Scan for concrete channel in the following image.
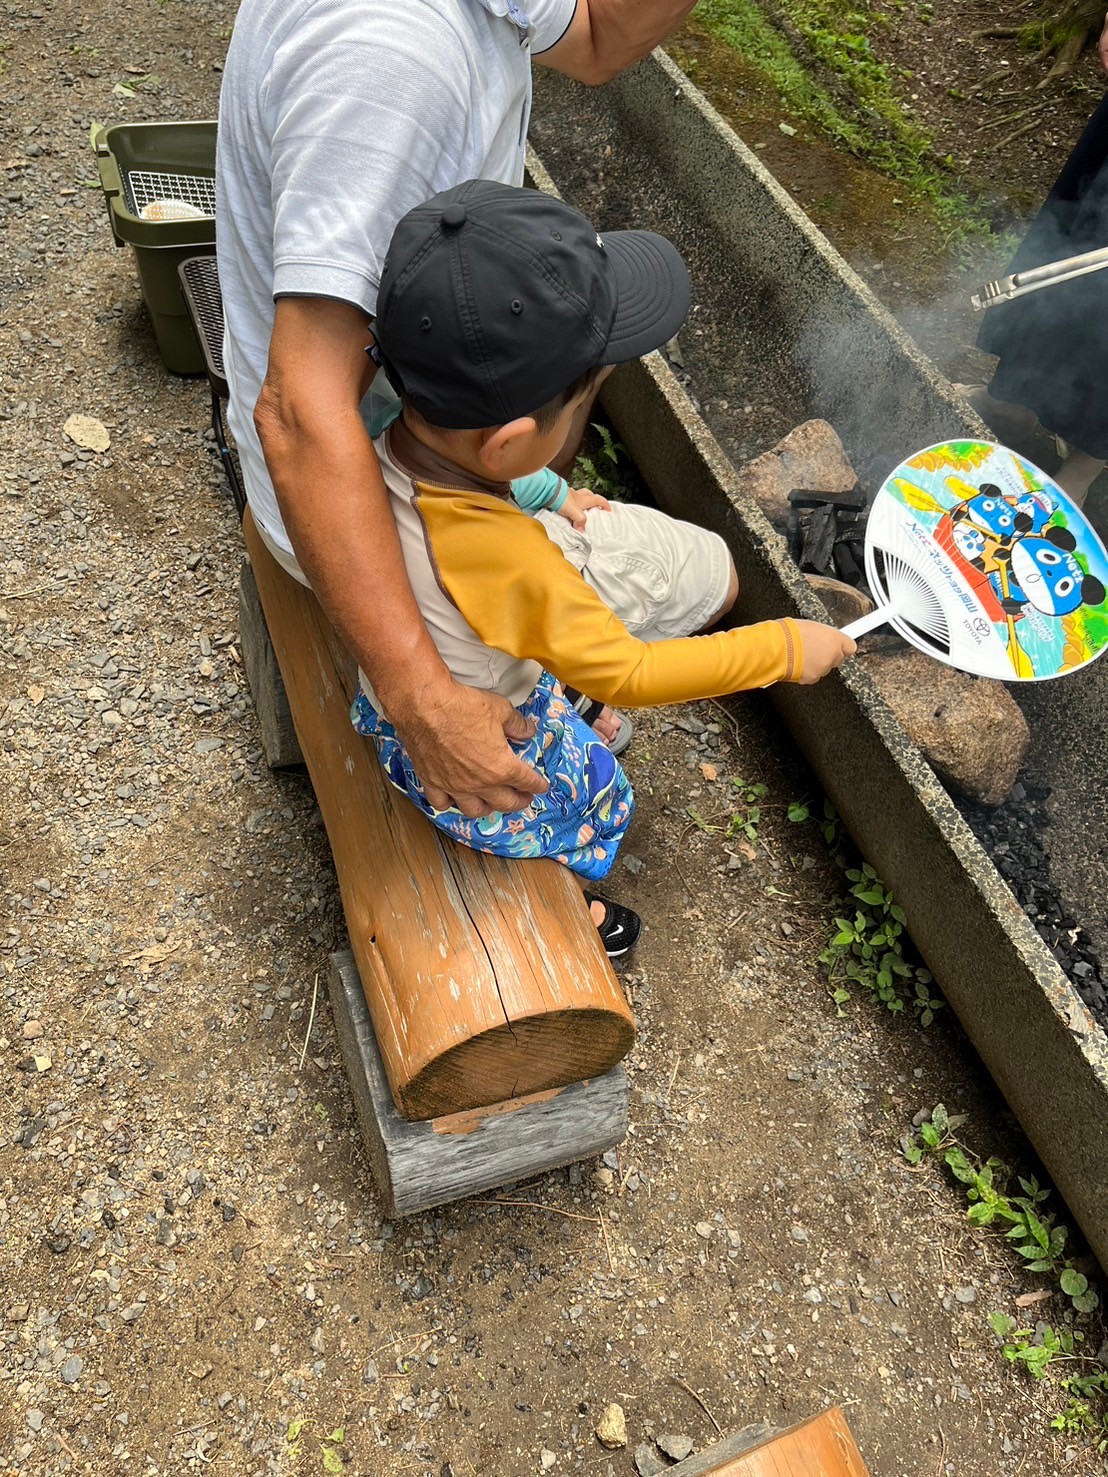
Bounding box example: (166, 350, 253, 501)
(529, 50, 1108, 1266)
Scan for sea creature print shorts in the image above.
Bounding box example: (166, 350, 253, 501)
(351, 671, 634, 882)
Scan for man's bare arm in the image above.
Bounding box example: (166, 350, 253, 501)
(254, 297, 547, 816)
(537, 0, 698, 85)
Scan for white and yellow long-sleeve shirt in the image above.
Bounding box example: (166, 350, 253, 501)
(366, 419, 804, 713)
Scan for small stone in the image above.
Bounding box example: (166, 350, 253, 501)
(657, 1434, 695, 1461)
(802, 1287, 823, 1305)
(954, 1286, 977, 1305)
(694, 1221, 714, 1240)
(309, 1326, 325, 1355)
(7, 1304, 30, 1322)
(63, 413, 110, 453)
(26, 1410, 45, 1432)
(21, 1020, 44, 1040)
(595, 1404, 627, 1449)
(362, 1357, 379, 1385)
(540, 1449, 557, 1471)
(59, 1354, 83, 1385)
(119, 1302, 146, 1323)
(633, 1444, 666, 1477)
(590, 1168, 615, 1190)
(789, 1225, 809, 1242)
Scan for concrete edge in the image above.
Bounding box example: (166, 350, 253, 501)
(527, 68, 1108, 1267)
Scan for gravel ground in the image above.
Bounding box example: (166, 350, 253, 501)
(3, 3, 1108, 1474)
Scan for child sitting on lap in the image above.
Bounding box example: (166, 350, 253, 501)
(353, 180, 856, 955)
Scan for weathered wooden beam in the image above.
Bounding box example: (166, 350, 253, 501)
(328, 950, 628, 1217)
(237, 558, 303, 769)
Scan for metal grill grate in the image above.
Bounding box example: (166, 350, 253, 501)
(124, 168, 216, 218)
(179, 256, 226, 385)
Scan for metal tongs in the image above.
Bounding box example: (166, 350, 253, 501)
(971, 245, 1108, 310)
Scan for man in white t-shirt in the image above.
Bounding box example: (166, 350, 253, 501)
(217, 0, 698, 817)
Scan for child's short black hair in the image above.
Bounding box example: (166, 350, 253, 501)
(528, 365, 607, 435)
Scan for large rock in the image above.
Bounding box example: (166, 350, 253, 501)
(739, 419, 858, 527)
(861, 649, 1030, 807)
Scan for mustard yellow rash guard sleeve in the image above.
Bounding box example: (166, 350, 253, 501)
(416, 486, 804, 705)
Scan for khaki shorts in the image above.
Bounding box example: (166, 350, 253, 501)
(536, 501, 733, 641)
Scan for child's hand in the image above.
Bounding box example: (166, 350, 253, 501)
(793, 621, 857, 684)
(559, 486, 611, 531)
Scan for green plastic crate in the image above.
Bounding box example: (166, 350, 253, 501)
(95, 120, 218, 374)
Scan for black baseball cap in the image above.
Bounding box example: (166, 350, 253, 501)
(373, 179, 690, 429)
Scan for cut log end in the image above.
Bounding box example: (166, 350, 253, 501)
(400, 1007, 636, 1120)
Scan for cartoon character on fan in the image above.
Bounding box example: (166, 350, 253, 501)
(990, 526, 1106, 618)
(931, 479, 1100, 623)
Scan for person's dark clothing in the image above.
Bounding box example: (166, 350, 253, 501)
(979, 95, 1108, 458)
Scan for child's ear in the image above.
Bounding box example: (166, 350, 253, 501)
(479, 417, 538, 475)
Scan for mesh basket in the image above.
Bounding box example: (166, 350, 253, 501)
(94, 120, 218, 374)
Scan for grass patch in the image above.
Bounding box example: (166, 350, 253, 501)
(682, 0, 987, 237)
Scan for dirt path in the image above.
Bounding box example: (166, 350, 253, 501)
(2, 2, 1106, 1474)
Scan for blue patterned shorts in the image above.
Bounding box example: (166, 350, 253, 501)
(351, 672, 634, 881)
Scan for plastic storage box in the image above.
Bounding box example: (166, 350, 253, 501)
(95, 120, 217, 374)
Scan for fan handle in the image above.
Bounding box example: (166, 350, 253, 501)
(841, 608, 890, 640)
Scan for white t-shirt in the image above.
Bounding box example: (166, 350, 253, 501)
(215, 0, 577, 553)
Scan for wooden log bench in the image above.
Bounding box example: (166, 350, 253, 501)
(238, 508, 636, 1211)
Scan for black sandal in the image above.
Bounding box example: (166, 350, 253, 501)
(584, 892, 642, 958)
(565, 687, 634, 757)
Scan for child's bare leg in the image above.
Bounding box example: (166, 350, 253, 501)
(575, 874, 609, 927)
(701, 558, 739, 630)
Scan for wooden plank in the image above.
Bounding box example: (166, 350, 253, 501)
(671, 1409, 870, 1477)
(242, 509, 635, 1119)
(328, 951, 628, 1216)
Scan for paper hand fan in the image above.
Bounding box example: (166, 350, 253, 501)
(841, 441, 1108, 681)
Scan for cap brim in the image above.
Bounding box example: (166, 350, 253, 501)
(598, 230, 690, 365)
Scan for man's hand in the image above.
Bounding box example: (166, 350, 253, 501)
(1099, 11, 1108, 73)
(390, 679, 550, 817)
(792, 621, 857, 685)
(559, 486, 612, 531)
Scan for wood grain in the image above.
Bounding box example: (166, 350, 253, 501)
(673, 1408, 870, 1477)
(243, 511, 635, 1119)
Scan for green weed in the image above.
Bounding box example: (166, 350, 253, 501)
(787, 796, 940, 1020)
(820, 862, 942, 1021)
(903, 1105, 1100, 1309)
(573, 422, 632, 501)
(903, 1106, 1108, 1450)
(286, 1420, 347, 1472)
(728, 776, 767, 844)
(1052, 1373, 1108, 1453)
